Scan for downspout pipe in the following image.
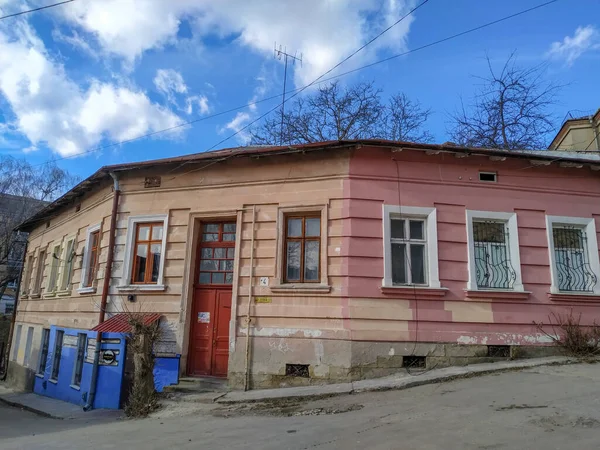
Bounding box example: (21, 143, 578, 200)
(1, 237, 28, 381)
(84, 172, 120, 411)
(243, 205, 256, 391)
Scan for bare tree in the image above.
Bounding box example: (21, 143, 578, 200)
(449, 53, 562, 150)
(250, 81, 432, 145)
(0, 156, 78, 299)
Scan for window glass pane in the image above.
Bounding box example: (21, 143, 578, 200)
(151, 225, 163, 241)
(214, 248, 226, 258)
(225, 272, 233, 284)
(306, 218, 320, 237)
(223, 233, 235, 242)
(199, 272, 211, 284)
(220, 260, 234, 271)
(391, 219, 405, 239)
(202, 233, 219, 242)
(286, 241, 301, 281)
(203, 224, 219, 233)
(224, 223, 236, 232)
(150, 243, 161, 282)
(138, 225, 151, 241)
(200, 259, 218, 271)
(227, 248, 235, 258)
(134, 244, 148, 282)
(201, 248, 213, 258)
(304, 241, 320, 281)
(391, 243, 407, 284)
(409, 221, 424, 240)
(474, 222, 505, 244)
(211, 272, 225, 284)
(410, 244, 426, 284)
(553, 227, 584, 249)
(287, 218, 302, 237)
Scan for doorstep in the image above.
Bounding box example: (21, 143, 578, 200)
(0, 384, 123, 420)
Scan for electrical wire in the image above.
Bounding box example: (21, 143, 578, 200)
(23, 0, 562, 168)
(0, 0, 75, 20)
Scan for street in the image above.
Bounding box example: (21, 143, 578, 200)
(2, 363, 600, 449)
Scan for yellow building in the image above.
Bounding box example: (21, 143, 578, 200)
(549, 109, 600, 151)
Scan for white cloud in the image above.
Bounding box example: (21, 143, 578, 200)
(56, 0, 417, 85)
(154, 69, 188, 103)
(547, 25, 600, 66)
(185, 95, 210, 115)
(221, 112, 252, 144)
(0, 22, 182, 157)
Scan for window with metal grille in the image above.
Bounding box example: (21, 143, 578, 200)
(390, 218, 427, 285)
(37, 328, 50, 374)
(72, 333, 86, 387)
(285, 363, 310, 378)
(284, 216, 321, 283)
(473, 221, 516, 289)
(552, 226, 597, 292)
(51, 330, 64, 381)
(131, 223, 164, 284)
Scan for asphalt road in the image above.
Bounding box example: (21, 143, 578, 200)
(2, 363, 600, 449)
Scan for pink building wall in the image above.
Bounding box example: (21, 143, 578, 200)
(345, 146, 600, 346)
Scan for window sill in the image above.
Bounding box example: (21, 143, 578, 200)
(48, 379, 58, 385)
(35, 373, 44, 379)
(43, 292, 57, 299)
(465, 290, 531, 301)
(29, 293, 41, 299)
(77, 287, 96, 295)
(117, 284, 166, 292)
(548, 292, 600, 302)
(70, 384, 81, 391)
(380, 285, 448, 300)
(270, 284, 331, 294)
(56, 290, 72, 297)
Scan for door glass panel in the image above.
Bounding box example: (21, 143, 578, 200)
(225, 272, 233, 284)
(151, 225, 163, 240)
(287, 218, 302, 237)
(410, 244, 426, 284)
(150, 243, 162, 282)
(227, 248, 235, 258)
(286, 241, 301, 281)
(211, 272, 225, 284)
(200, 259, 218, 271)
(305, 218, 320, 237)
(201, 248, 212, 258)
(220, 260, 234, 271)
(214, 248, 226, 258)
(304, 240, 320, 281)
(202, 233, 219, 242)
(391, 219, 405, 239)
(134, 244, 148, 282)
(224, 223, 236, 232)
(199, 272, 211, 284)
(391, 243, 407, 284)
(409, 221, 424, 240)
(138, 226, 150, 241)
(222, 233, 235, 242)
(203, 224, 219, 233)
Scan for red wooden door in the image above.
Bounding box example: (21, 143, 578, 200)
(188, 222, 235, 377)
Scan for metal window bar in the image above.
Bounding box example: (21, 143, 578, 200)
(72, 333, 86, 386)
(51, 330, 63, 380)
(473, 221, 516, 289)
(37, 329, 50, 374)
(553, 226, 597, 292)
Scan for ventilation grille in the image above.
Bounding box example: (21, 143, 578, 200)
(402, 355, 426, 369)
(479, 172, 497, 182)
(286, 364, 310, 378)
(487, 345, 510, 358)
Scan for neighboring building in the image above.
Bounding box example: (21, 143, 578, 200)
(549, 109, 600, 151)
(0, 293, 15, 316)
(8, 140, 600, 406)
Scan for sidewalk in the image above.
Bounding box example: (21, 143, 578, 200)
(216, 356, 574, 404)
(0, 384, 123, 420)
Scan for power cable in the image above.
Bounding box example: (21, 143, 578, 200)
(23, 0, 562, 168)
(0, 0, 76, 20)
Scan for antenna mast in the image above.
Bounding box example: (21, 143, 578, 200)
(274, 42, 302, 145)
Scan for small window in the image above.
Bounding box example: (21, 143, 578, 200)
(47, 244, 62, 292)
(51, 330, 64, 381)
(4, 303, 14, 315)
(33, 250, 46, 294)
(6, 278, 18, 288)
(390, 218, 427, 285)
(283, 215, 321, 283)
(12, 325, 22, 361)
(83, 231, 100, 288)
(473, 221, 516, 289)
(37, 328, 50, 375)
(59, 238, 76, 291)
(131, 222, 164, 284)
(72, 333, 86, 387)
(479, 172, 497, 182)
(23, 327, 34, 367)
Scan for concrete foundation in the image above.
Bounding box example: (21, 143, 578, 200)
(227, 338, 564, 389)
(5, 361, 35, 392)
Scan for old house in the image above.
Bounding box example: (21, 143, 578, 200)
(549, 108, 600, 151)
(7, 140, 600, 407)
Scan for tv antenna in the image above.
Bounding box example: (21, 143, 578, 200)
(274, 43, 302, 145)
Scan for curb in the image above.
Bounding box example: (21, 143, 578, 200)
(0, 394, 62, 420)
(215, 357, 575, 405)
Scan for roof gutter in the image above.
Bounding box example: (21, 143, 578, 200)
(84, 172, 120, 411)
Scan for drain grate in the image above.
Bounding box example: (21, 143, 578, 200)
(286, 364, 310, 378)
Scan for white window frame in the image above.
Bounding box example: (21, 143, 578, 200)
(78, 224, 101, 294)
(46, 242, 63, 294)
(466, 210, 524, 292)
(58, 235, 76, 292)
(119, 214, 169, 291)
(382, 205, 440, 288)
(546, 215, 600, 295)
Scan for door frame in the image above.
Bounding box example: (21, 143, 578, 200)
(179, 211, 243, 377)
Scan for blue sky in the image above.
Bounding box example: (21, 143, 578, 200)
(0, 0, 598, 181)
